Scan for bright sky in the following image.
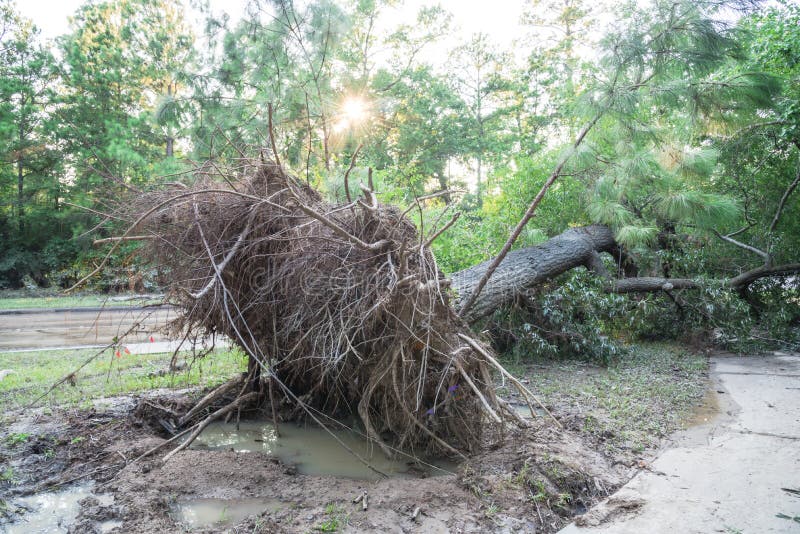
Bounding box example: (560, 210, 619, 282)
(15, 0, 528, 60)
(14, 0, 525, 38)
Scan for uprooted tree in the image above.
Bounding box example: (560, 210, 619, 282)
(82, 151, 796, 463)
(92, 159, 550, 462)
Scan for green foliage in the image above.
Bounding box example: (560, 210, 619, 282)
(0, 467, 17, 483)
(492, 270, 630, 365)
(0, 0, 796, 355)
(4, 432, 29, 446)
(315, 503, 349, 532)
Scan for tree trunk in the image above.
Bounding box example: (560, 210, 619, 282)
(452, 225, 617, 322)
(17, 120, 24, 233)
(451, 224, 800, 323)
(165, 83, 174, 157)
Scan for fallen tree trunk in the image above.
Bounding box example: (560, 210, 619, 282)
(451, 225, 617, 322)
(609, 263, 800, 293)
(452, 225, 800, 321)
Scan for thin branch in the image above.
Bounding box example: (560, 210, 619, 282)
(188, 204, 253, 300)
(725, 222, 756, 238)
(358, 182, 378, 211)
(712, 230, 770, 263)
(25, 316, 152, 409)
(293, 201, 387, 251)
(769, 165, 800, 234)
(93, 235, 156, 245)
(422, 212, 460, 249)
(400, 190, 463, 219)
(343, 142, 363, 203)
(163, 392, 260, 462)
(459, 334, 563, 429)
(454, 359, 502, 423)
(459, 112, 603, 318)
(66, 188, 288, 292)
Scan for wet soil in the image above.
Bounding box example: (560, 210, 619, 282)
(0, 387, 643, 534)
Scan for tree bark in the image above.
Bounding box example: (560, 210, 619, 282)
(165, 83, 174, 158)
(452, 224, 617, 322)
(17, 116, 25, 232)
(608, 263, 800, 294)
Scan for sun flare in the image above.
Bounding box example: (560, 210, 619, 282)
(334, 96, 371, 132)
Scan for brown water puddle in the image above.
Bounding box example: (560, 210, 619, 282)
(4, 482, 115, 534)
(171, 497, 284, 529)
(191, 421, 458, 481)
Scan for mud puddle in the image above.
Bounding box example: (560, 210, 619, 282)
(4, 482, 114, 534)
(171, 497, 284, 529)
(191, 421, 458, 480)
(513, 403, 545, 418)
(686, 383, 720, 427)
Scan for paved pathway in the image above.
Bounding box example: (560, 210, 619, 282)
(559, 353, 800, 534)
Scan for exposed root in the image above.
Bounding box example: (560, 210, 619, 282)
(97, 156, 555, 457)
(460, 333, 563, 429)
(177, 374, 245, 426)
(163, 392, 260, 462)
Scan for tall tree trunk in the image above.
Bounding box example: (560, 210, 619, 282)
(437, 173, 452, 204)
(165, 83, 174, 157)
(17, 121, 24, 233)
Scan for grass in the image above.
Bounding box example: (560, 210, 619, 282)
(508, 343, 709, 454)
(0, 290, 162, 311)
(314, 503, 349, 532)
(0, 331, 706, 461)
(4, 433, 30, 446)
(0, 467, 17, 483)
(0, 345, 248, 413)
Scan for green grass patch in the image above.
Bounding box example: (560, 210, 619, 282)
(4, 433, 30, 446)
(510, 343, 709, 454)
(0, 291, 162, 310)
(0, 346, 247, 413)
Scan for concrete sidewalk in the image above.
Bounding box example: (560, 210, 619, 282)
(559, 353, 800, 534)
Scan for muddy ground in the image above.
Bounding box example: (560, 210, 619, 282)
(0, 353, 706, 534)
(0, 402, 644, 533)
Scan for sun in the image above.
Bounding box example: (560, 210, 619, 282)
(334, 96, 371, 132)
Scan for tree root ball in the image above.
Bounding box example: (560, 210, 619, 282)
(125, 159, 516, 456)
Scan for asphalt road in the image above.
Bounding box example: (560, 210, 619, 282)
(0, 306, 175, 352)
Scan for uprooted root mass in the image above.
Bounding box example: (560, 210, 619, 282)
(121, 159, 536, 456)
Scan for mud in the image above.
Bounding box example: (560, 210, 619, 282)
(4, 482, 108, 533)
(0, 390, 638, 533)
(171, 497, 283, 529)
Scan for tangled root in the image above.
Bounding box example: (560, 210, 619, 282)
(112, 159, 537, 457)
